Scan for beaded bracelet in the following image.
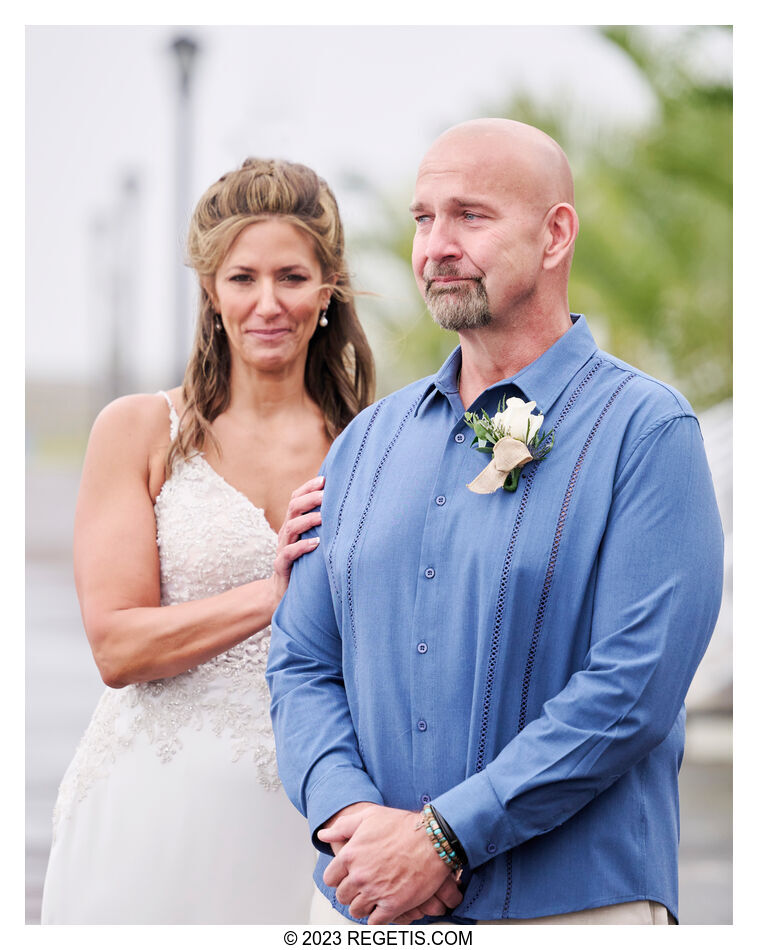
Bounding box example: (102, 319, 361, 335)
(429, 805, 468, 866)
(418, 804, 464, 873)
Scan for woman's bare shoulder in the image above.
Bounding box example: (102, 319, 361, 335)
(88, 391, 178, 453)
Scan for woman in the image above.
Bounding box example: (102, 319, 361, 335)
(41, 158, 375, 923)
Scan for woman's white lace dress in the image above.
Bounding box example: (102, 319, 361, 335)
(41, 394, 316, 923)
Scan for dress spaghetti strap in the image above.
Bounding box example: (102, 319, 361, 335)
(157, 390, 180, 441)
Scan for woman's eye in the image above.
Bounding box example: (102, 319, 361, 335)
(227, 272, 310, 284)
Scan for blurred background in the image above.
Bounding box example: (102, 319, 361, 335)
(26, 24, 732, 924)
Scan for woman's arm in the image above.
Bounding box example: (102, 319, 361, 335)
(74, 394, 323, 688)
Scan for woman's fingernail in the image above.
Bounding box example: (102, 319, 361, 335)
(309, 536, 320, 546)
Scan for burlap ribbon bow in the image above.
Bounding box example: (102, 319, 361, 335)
(466, 437, 534, 494)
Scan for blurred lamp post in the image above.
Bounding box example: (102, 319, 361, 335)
(170, 35, 200, 385)
(90, 173, 140, 412)
(110, 174, 140, 402)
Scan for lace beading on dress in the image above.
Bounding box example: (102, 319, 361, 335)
(52, 394, 281, 835)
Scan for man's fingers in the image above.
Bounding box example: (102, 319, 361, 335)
(435, 876, 463, 909)
(367, 901, 402, 926)
(350, 871, 458, 924)
(391, 896, 448, 923)
(321, 854, 348, 888)
(348, 893, 377, 920)
(416, 896, 448, 917)
(318, 811, 365, 843)
(318, 801, 378, 856)
(335, 879, 361, 907)
(393, 907, 425, 924)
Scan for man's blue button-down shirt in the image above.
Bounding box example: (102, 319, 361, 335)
(267, 315, 723, 922)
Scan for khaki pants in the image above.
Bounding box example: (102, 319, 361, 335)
(310, 886, 674, 925)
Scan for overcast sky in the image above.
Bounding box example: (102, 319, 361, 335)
(25, 23, 732, 388)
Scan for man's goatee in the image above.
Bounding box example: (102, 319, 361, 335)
(423, 269, 492, 330)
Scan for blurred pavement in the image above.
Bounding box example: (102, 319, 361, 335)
(25, 461, 732, 925)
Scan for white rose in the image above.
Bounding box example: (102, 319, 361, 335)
(492, 397, 543, 444)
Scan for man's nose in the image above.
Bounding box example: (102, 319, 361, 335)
(424, 218, 462, 262)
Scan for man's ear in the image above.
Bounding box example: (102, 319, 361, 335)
(543, 203, 579, 271)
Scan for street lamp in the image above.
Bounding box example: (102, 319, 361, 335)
(172, 36, 199, 95)
(169, 34, 200, 385)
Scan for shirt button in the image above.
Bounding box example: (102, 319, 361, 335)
(435, 495, 446, 506)
(418, 720, 427, 732)
(421, 794, 431, 805)
(417, 641, 428, 654)
(455, 433, 465, 443)
(486, 842, 497, 854)
(424, 567, 435, 579)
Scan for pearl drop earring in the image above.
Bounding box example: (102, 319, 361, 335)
(319, 300, 330, 327)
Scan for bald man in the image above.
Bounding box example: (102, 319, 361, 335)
(267, 119, 723, 925)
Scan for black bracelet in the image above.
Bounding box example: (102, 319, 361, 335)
(429, 804, 468, 866)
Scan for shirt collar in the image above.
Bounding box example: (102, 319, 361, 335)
(415, 314, 598, 418)
(415, 346, 462, 417)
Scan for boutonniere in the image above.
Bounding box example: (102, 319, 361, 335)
(464, 396, 554, 493)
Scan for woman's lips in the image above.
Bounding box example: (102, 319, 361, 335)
(246, 327, 291, 339)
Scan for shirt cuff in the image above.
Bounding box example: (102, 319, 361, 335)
(306, 766, 385, 854)
(431, 769, 514, 869)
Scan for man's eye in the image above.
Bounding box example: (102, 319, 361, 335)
(463, 212, 479, 221)
(414, 214, 431, 225)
